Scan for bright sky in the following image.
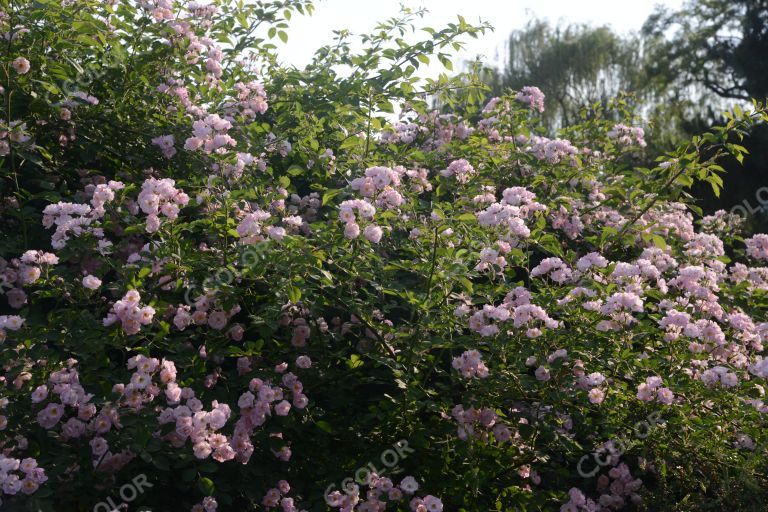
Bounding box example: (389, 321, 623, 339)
(277, 0, 686, 72)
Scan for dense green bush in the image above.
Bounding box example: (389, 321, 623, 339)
(1, 1, 768, 511)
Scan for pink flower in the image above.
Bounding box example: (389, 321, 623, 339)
(439, 159, 475, 184)
(452, 349, 489, 379)
(588, 388, 605, 404)
(363, 225, 383, 243)
(534, 366, 550, 382)
(193, 441, 213, 459)
(228, 324, 244, 341)
(274, 400, 291, 416)
(295, 356, 311, 369)
(207, 310, 228, 330)
(656, 387, 675, 405)
(90, 437, 108, 456)
(37, 403, 65, 429)
(515, 86, 545, 112)
(422, 495, 443, 512)
(7, 288, 27, 309)
(746, 234, 768, 261)
(12, 57, 30, 74)
(344, 222, 360, 239)
(82, 275, 102, 290)
(30, 385, 48, 403)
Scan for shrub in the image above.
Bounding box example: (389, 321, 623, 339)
(1, 1, 768, 511)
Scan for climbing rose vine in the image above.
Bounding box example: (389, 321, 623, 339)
(1, 1, 767, 511)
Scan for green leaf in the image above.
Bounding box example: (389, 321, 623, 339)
(287, 285, 301, 303)
(322, 188, 343, 206)
(198, 477, 215, 495)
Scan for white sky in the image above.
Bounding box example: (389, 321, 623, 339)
(277, 0, 685, 72)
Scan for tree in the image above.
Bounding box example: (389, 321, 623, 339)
(483, 19, 716, 152)
(643, 0, 768, 102)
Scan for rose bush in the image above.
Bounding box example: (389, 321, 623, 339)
(1, 1, 768, 511)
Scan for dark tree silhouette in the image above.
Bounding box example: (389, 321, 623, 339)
(643, 0, 768, 102)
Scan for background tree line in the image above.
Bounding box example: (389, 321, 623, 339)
(477, 0, 768, 232)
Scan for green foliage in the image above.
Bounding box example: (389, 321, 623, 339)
(1, 1, 768, 512)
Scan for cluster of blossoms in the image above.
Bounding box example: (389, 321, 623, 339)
(450, 404, 513, 443)
(230, 80, 269, 118)
(0, 455, 47, 498)
(116, 355, 172, 411)
(173, 294, 242, 337)
(562, 463, 642, 511)
(34, 367, 95, 431)
(326, 475, 443, 512)
(152, 134, 176, 158)
(218, 152, 266, 181)
(746, 234, 768, 261)
(382, 110, 473, 148)
(684, 232, 725, 260)
(0, 315, 24, 343)
(475, 187, 546, 246)
(438, 158, 475, 184)
(522, 135, 580, 165)
(607, 123, 647, 147)
(515, 86, 545, 112)
(596, 292, 645, 331)
(550, 203, 586, 239)
(475, 243, 512, 272)
(6, 0, 768, 505)
(731, 262, 768, 292)
(636, 376, 674, 405)
(137, 177, 189, 233)
(476, 202, 532, 240)
(279, 191, 322, 223)
(160, 395, 236, 462)
(235, 209, 277, 244)
(0, 119, 32, 156)
(380, 121, 421, 144)
(103, 290, 155, 335)
(41, 181, 122, 248)
(31, 366, 133, 472)
(461, 285, 560, 339)
(184, 114, 236, 154)
(531, 257, 574, 284)
(576, 252, 610, 273)
(423, 112, 474, 147)
(61, 90, 100, 109)
(700, 209, 745, 238)
(229, 369, 308, 463)
(0, 250, 59, 311)
(574, 369, 608, 405)
(452, 349, 489, 379)
(350, 166, 405, 208)
(699, 365, 739, 388)
(338, 199, 381, 242)
(138, 0, 173, 21)
(190, 496, 218, 512)
(143, 354, 266, 464)
(261, 480, 305, 511)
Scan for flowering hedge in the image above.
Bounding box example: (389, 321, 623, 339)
(2, 1, 768, 511)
